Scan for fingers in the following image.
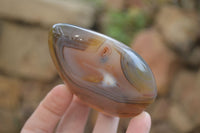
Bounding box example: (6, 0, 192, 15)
(126, 112, 151, 133)
(21, 84, 151, 133)
(93, 113, 120, 133)
(21, 84, 73, 133)
(56, 96, 90, 133)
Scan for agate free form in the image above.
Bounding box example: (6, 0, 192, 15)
(48, 23, 157, 117)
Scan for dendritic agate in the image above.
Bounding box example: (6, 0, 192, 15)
(48, 23, 157, 117)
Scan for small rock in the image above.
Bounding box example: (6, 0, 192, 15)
(21, 81, 50, 121)
(171, 69, 200, 125)
(155, 6, 200, 54)
(189, 126, 200, 133)
(171, 69, 197, 102)
(149, 98, 170, 121)
(125, 0, 144, 8)
(0, 21, 57, 81)
(104, 0, 125, 10)
(197, 69, 200, 87)
(169, 104, 195, 132)
(0, 110, 21, 133)
(150, 121, 177, 133)
(0, 0, 96, 28)
(131, 29, 178, 95)
(185, 45, 200, 66)
(180, 0, 197, 10)
(0, 76, 22, 109)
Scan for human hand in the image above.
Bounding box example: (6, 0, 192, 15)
(21, 84, 151, 133)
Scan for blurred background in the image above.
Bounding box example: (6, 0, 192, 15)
(0, 0, 200, 132)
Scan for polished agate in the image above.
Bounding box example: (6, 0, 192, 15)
(48, 23, 157, 117)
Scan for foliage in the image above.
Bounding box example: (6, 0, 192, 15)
(84, 0, 103, 6)
(104, 8, 149, 46)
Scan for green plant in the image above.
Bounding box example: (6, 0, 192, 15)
(104, 8, 149, 45)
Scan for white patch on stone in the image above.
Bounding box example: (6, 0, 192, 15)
(75, 34, 79, 38)
(102, 73, 116, 87)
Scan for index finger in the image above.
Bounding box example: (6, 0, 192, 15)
(21, 84, 73, 133)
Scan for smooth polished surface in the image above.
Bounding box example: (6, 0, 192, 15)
(48, 23, 157, 117)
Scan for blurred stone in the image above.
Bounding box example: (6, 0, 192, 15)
(185, 46, 200, 66)
(171, 69, 196, 102)
(0, 75, 22, 109)
(189, 126, 200, 133)
(0, 21, 57, 81)
(181, 0, 196, 10)
(150, 122, 177, 133)
(149, 98, 170, 121)
(197, 69, 200, 87)
(19, 79, 60, 128)
(0, 110, 21, 133)
(0, 0, 96, 28)
(104, 0, 124, 9)
(169, 104, 195, 132)
(125, 0, 144, 8)
(21, 81, 52, 121)
(131, 29, 178, 95)
(155, 6, 200, 54)
(171, 69, 200, 125)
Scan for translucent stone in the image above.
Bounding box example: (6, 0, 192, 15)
(48, 23, 157, 117)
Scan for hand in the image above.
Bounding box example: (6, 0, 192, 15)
(21, 84, 151, 133)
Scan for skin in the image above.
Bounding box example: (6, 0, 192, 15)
(21, 84, 151, 133)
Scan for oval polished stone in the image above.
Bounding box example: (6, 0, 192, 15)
(48, 23, 157, 117)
